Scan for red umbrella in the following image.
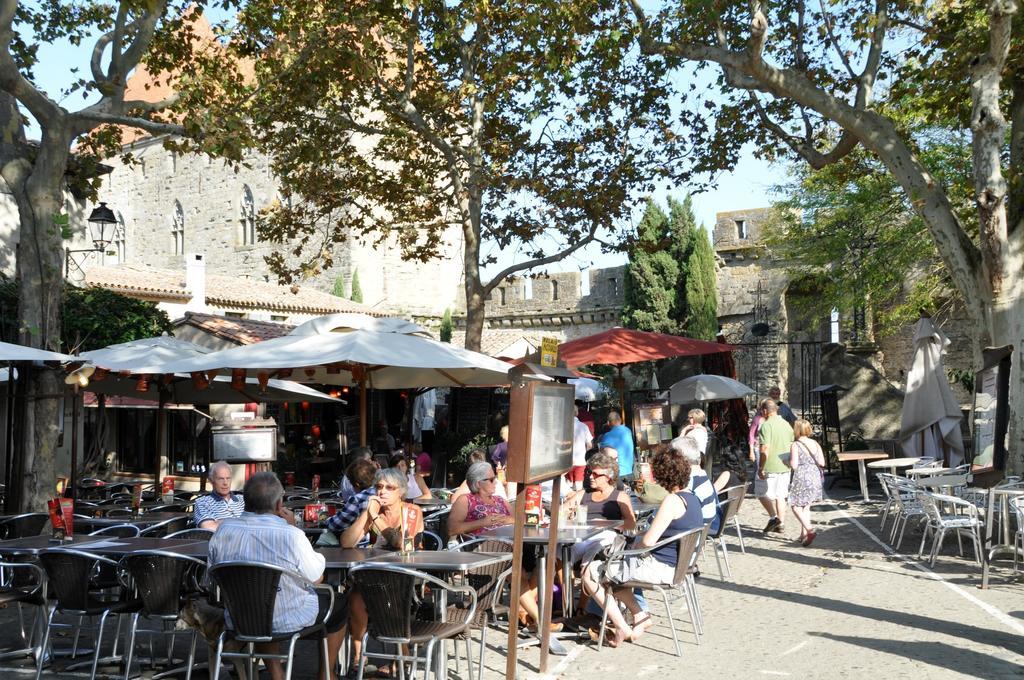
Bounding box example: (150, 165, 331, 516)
(558, 327, 735, 412)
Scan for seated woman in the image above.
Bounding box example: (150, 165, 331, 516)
(565, 451, 636, 565)
(450, 449, 508, 506)
(581, 444, 702, 647)
(714, 445, 749, 497)
(448, 461, 514, 536)
(341, 467, 425, 675)
(390, 453, 432, 501)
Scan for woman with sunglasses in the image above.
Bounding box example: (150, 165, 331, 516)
(448, 460, 513, 536)
(341, 467, 425, 676)
(566, 451, 637, 563)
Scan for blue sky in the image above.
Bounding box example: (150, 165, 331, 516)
(31, 24, 782, 276)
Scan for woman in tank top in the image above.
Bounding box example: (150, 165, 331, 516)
(581, 444, 703, 648)
(565, 451, 636, 565)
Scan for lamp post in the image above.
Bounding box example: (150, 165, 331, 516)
(65, 202, 117, 279)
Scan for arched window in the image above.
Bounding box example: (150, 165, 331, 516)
(171, 200, 185, 255)
(113, 212, 127, 263)
(240, 185, 257, 245)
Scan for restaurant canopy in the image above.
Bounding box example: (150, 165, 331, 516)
(0, 340, 71, 362)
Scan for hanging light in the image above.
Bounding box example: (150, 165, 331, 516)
(87, 202, 117, 250)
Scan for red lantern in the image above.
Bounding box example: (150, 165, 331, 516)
(301, 401, 310, 410)
(257, 372, 271, 392)
(311, 424, 322, 439)
(231, 368, 246, 391)
(135, 375, 151, 393)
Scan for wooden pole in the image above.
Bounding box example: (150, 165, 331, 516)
(505, 483, 528, 680)
(68, 386, 78, 502)
(539, 475, 561, 673)
(359, 376, 367, 447)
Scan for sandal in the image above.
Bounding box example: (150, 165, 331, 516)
(588, 627, 621, 648)
(630, 613, 654, 641)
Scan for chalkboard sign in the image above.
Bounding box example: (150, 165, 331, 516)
(506, 381, 574, 484)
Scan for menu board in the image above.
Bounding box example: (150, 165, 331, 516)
(971, 345, 1012, 470)
(632, 402, 672, 450)
(506, 380, 574, 484)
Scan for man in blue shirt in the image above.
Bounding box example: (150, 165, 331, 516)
(599, 410, 635, 483)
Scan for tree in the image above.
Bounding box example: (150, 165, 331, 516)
(231, 0, 685, 350)
(685, 223, 718, 340)
(0, 2, 247, 509)
(349, 269, 363, 304)
(439, 308, 453, 343)
(331, 275, 347, 298)
(666, 194, 698, 326)
(623, 1, 1024, 469)
(622, 199, 681, 333)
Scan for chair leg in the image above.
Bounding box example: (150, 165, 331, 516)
(211, 633, 225, 680)
(930, 528, 947, 567)
(283, 634, 300, 680)
(477, 622, 487, 680)
(184, 630, 198, 680)
(658, 588, 682, 656)
(733, 518, 746, 554)
(356, 633, 369, 680)
(718, 537, 732, 580)
(35, 606, 57, 680)
(687, 575, 704, 632)
(91, 610, 109, 680)
(423, 639, 436, 680)
(122, 611, 139, 680)
(917, 524, 931, 560)
(596, 586, 611, 651)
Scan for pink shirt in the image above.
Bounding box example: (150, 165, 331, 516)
(748, 413, 765, 451)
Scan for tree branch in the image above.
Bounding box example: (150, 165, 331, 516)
(0, 0, 62, 126)
(117, 1, 168, 83)
(817, 0, 856, 80)
(855, 0, 889, 109)
(71, 111, 185, 137)
(482, 225, 599, 295)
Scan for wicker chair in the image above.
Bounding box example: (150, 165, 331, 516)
(0, 513, 50, 540)
(448, 538, 513, 680)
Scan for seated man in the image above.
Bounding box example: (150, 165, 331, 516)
(192, 461, 245, 530)
(338, 447, 374, 501)
(208, 472, 345, 680)
(673, 435, 721, 532)
(327, 458, 378, 536)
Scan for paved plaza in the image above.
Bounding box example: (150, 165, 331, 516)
(3, 484, 1022, 679)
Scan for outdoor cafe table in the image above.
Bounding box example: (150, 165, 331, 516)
(484, 519, 624, 655)
(866, 457, 924, 476)
(836, 450, 889, 502)
(0, 533, 105, 555)
(74, 511, 191, 530)
(413, 497, 450, 513)
(981, 485, 1024, 588)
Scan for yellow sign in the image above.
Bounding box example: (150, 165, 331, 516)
(540, 337, 559, 367)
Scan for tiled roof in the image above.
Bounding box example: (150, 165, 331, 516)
(85, 264, 385, 316)
(176, 312, 293, 345)
(450, 329, 553, 358)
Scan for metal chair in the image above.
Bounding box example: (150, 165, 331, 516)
(596, 526, 704, 657)
(715, 484, 747, 552)
(707, 486, 745, 580)
(885, 476, 925, 549)
(118, 550, 206, 680)
(0, 512, 50, 540)
(35, 549, 142, 680)
(423, 507, 451, 547)
(916, 490, 983, 567)
(349, 564, 477, 680)
(207, 560, 334, 680)
(0, 560, 47, 663)
(420, 531, 444, 551)
(88, 524, 142, 538)
(164, 528, 214, 541)
(139, 516, 189, 538)
(448, 538, 512, 680)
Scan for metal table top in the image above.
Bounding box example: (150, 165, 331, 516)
(317, 547, 510, 572)
(0, 534, 104, 555)
(483, 519, 623, 545)
(74, 511, 191, 528)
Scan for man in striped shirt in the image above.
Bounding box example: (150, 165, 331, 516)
(192, 461, 245, 530)
(673, 434, 721, 533)
(209, 472, 345, 680)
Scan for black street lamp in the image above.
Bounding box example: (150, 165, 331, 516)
(65, 202, 118, 279)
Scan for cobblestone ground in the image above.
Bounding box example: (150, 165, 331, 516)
(4, 482, 1024, 679)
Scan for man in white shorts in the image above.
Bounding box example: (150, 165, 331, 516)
(756, 399, 794, 533)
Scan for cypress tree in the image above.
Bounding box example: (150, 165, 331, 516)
(439, 308, 453, 343)
(350, 269, 364, 303)
(685, 226, 719, 340)
(332, 275, 347, 298)
(622, 199, 681, 333)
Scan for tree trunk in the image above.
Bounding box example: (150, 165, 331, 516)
(16, 131, 71, 510)
(460, 189, 485, 352)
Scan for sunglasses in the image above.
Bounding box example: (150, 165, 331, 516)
(587, 470, 609, 479)
(375, 483, 401, 492)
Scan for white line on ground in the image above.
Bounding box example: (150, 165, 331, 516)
(536, 641, 585, 680)
(759, 670, 792, 676)
(824, 494, 1024, 637)
(779, 640, 809, 657)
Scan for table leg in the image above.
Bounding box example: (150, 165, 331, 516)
(516, 551, 567, 655)
(857, 461, 870, 502)
(561, 545, 573, 620)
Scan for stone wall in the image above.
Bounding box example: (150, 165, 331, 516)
(65, 135, 464, 317)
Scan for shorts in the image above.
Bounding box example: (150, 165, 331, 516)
(567, 466, 586, 483)
(600, 554, 675, 586)
(755, 472, 791, 500)
(317, 589, 348, 633)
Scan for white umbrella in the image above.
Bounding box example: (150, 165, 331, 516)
(83, 373, 343, 405)
(0, 339, 71, 362)
(569, 377, 607, 402)
(899, 318, 964, 466)
(668, 374, 755, 403)
(79, 334, 210, 370)
(132, 314, 513, 389)
(132, 313, 513, 444)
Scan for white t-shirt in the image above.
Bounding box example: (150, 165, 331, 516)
(684, 425, 709, 454)
(572, 418, 594, 466)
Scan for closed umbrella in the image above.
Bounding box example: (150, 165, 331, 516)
(899, 317, 964, 466)
(668, 374, 755, 403)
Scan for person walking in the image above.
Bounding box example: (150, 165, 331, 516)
(756, 399, 794, 534)
(768, 386, 797, 426)
(788, 418, 826, 546)
(599, 410, 636, 484)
